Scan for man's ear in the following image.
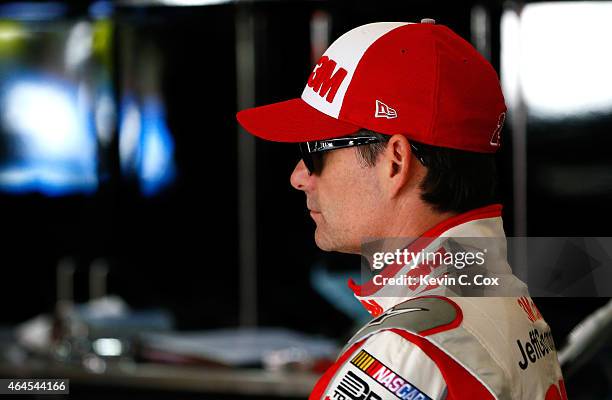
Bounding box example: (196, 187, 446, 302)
(378, 134, 417, 198)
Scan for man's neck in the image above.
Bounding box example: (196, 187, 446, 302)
(361, 199, 457, 266)
(386, 198, 457, 239)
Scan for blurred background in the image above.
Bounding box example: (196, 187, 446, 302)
(0, 0, 610, 398)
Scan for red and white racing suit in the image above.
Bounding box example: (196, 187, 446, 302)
(310, 205, 567, 400)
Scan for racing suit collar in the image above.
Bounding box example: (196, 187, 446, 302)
(348, 204, 504, 317)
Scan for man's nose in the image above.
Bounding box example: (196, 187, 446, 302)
(290, 159, 312, 191)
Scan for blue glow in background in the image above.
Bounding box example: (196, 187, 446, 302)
(0, 72, 98, 196)
(119, 95, 176, 197)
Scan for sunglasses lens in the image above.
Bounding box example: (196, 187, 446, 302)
(299, 142, 322, 175)
(299, 143, 313, 174)
(310, 153, 323, 174)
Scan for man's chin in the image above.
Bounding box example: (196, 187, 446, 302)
(314, 230, 333, 252)
(314, 228, 340, 252)
(314, 230, 359, 254)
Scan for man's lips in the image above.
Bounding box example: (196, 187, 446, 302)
(307, 199, 321, 215)
(307, 202, 320, 213)
(309, 209, 321, 218)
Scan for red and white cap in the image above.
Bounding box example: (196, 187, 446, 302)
(236, 21, 506, 153)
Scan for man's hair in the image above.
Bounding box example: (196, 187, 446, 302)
(354, 130, 498, 213)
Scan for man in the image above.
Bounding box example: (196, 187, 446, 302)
(237, 21, 566, 400)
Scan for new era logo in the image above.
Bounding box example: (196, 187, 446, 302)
(375, 100, 397, 119)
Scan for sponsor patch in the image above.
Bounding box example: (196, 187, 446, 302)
(329, 370, 382, 400)
(351, 350, 432, 400)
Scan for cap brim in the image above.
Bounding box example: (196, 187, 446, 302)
(236, 98, 360, 143)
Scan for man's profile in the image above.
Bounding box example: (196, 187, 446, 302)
(237, 21, 566, 400)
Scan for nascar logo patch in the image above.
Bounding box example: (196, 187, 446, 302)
(351, 350, 432, 400)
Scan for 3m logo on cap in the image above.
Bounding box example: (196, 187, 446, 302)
(301, 22, 409, 119)
(307, 56, 348, 103)
(490, 112, 505, 147)
(351, 350, 432, 400)
(375, 100, 397, 119)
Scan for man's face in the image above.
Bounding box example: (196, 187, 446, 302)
(290, 148, 381, 254)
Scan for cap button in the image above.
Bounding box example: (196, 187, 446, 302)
(421, 18, 436, 24)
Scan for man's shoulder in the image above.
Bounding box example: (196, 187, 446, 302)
(348, 295, 548, 346)
(345, 296, 462, 351)
(346, 296, 561, 397)
(317, 296, 562, 400)
(326, 323, 496, 400)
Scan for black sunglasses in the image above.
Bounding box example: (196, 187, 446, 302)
(299, 136, 382, 175)
(299, 136, 427, 175)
